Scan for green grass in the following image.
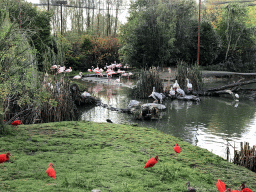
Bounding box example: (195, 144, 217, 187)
(1, 121, 255, 191)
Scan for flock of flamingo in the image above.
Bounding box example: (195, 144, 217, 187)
(49, 63, 133, 84)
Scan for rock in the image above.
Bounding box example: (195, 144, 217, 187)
(141, 103, 166, 110)
(128, 100, 141, 108)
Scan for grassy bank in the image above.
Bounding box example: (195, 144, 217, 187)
(1, 121, 255, 192)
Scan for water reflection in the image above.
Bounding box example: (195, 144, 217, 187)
(78, 80, 256, 160)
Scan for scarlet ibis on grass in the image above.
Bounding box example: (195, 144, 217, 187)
(174, 143, 181, 154)
(11, 120, 22, 126)
(186, 181, 196, 192)
(216, 179, 226, 192)
(144, 156, 159, 171)
(0, 153, 13, 164)
(46, 163, 56, 180)
(240, 183, 253, 192)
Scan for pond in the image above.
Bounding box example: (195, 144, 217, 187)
(78, 77, 256, 161)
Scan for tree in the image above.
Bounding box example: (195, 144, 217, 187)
(9, 0, 55, 71)
(215, 3, 256, 71)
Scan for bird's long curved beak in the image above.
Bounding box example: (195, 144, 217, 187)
(149, 94, 152, 97)
(10, 154, 15, 160)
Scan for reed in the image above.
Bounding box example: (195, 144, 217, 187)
(3, 75, 79, 125)
(234, 142, 256, 172)
(129, 68, 163, 99)
(176, 61, 203, 91)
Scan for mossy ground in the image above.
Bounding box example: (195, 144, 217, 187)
(0, 121, 255, 192)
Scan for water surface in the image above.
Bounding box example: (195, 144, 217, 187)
(78, 79, 256, 160)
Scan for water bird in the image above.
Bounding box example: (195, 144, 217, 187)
(0, 153, 13, 163)
(46, 163, 56, 180)
(73, 72, 83, 79)
(186, 78, 193, 91)
(149, 87, 165, 104)
(169, 86, 175, 96)
(216, 179, 226, 192)
(176, 88, 185, 97)
(57, 66, 66, 73)
(144, 156, 159, 171)
(186, 181, 196, 192)
(106, 119, 113, 123)
(174, 143, 181, 154)
(50, 65, 59, 70)
(173, 80, 180, 90)
(116, 76, 121, 83)
(240, 183, 253, 192)
(11, 120, 22, 126)
(64, 67, 72, 73)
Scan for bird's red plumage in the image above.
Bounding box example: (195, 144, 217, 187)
(174, 143, 181, 154)
(241, 188, 253, 192)
(46, 164, 56, 179)
(11, 120, 22, 126)
(144, 156, 158, 168)
(216, 179, 226, 192)
(0, 153, 10, 163)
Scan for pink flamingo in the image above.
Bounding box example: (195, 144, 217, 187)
(57, 66, 66, 73)
(73, 72, 82, 79)
(64, 67, 72, 73)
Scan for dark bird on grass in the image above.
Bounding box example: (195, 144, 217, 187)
(240, 183, 253, 192)
(186, 181, 196, 192)
(106, 119, 113, 123)
(0, 153, 13, 164)
(174, 143, 181, 154)
(216, 179, 226, 192)
(46, 163, 56, 180)
(144, 156, 159, 171)
(11, 120, 22, 126)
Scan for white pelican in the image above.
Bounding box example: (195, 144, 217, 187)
(73, 72, 83, 79)
(169, 86, 175, 96)
(186, 78, 192, 91)
(149, 87, 165, 104)
(176, 88, 185, 97)
(173, 80, 180, 90)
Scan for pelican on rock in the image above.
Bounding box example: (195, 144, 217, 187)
(149, 87, 165, 104)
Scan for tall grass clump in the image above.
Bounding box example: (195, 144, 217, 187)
(4, 74, 79, 125)
(176, 61, 204, 91)
(129, 68, 163, 99)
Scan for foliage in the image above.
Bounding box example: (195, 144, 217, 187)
(129, 69, 163, 99)
(119, 0, 222, 68)
(176, 61, 203, 91)
(214, 3, 256, 71)
(197, 21, 221, 66)
(65, 34, 121, 71)
(8, 0, 55, 71)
